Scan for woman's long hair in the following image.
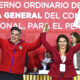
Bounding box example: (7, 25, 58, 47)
(56, 34, 70, 53)
(70, 32, 80, 45)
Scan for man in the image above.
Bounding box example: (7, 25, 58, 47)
(0, 27, 42, 80)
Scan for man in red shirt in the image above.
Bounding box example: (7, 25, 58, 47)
(0, 27, 42, 80)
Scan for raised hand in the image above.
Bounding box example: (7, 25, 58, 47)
(43, 23, 49, 33)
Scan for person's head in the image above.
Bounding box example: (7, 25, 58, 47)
(45, 50, 52, 58)
(70, 32, 80, 44)
(10, 27, 21, 44)
(56, 34, 69, 53)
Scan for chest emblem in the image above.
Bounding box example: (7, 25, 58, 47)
(19, 45, 22, 50)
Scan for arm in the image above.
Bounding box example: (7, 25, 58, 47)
(71, 42, 80, 54)
(26, 23, 49, 52)
(31, 47, 46, 72)
(41, 33, 53, 52)
(31, 53, 37, 69)
(41, 33, 53, 54)
(40, 23, 53, 54)
(30, 52, 38, 72)
(26, 36, 41, 52)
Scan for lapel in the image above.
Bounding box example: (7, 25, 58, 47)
(55, 47, 68, 64)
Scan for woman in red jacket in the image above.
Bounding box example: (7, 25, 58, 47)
(41, 24, 80, 80)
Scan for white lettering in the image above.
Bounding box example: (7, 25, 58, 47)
(0, 2, 21, 8)
(4, 12, 42, 19)
(45, 12, 60, 19)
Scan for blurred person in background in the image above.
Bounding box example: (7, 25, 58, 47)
(70, 32, 80, 70)
(27, 47, 52, 73)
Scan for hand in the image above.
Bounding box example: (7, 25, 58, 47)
(43, 23, 49, 33)
(24, 66, 27, 73)
(33, 67, 38, 73)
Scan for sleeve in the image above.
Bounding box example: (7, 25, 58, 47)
(32, 57, 37, 68)
(30, 52, 37, 68)
(40, 33, 54, 54)
(0, 37, 4, 47)
(71, 42, 80, 54)
(31, 47, 46, 69)
(26, 35, 42, 52)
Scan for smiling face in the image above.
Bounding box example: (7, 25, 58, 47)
(58, 38, 67, 50)
(56, 34, 69, 53)
(10, 30, 21, 44)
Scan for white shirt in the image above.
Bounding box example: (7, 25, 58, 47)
(41, 57, 51, 70)
(61, 56, 66, 63)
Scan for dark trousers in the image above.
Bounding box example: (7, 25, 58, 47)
(0, 71, 23, 80)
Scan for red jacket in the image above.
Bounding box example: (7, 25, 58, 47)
(41, 33, 80, 78)
(0, 35, 41, 74)
(27, 47, 46, 72)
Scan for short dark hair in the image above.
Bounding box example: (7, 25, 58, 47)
(46, 50, 52, 56)
(11, 27, 21, 34)
(56, 34, 69, 53)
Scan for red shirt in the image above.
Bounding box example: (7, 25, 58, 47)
(27, 47, 46, 72)
(41, 33, 80, 78)
(0, 35, 41, 74)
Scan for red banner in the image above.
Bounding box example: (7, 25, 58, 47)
(0, 0, 80, 44)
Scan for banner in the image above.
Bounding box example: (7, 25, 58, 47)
(73, 8, 80, 28)
(0, 0, 80, 44)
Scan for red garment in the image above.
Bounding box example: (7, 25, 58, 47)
(27, 53, 33, 72)
(27, 47, 46, 72)
(41, 33, 80, 78)
(0, 35, 41, 74)
(52, 77, 73, 80)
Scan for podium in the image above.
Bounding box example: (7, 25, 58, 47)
(23, 70, 80, 80)
(23, 74, 52, 80)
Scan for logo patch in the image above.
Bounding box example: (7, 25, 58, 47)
(19, 45, 22, 50)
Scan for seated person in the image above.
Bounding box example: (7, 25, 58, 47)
(27, 47, 52, 73)
(41, 50, 52, 70)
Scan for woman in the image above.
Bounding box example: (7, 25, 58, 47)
(70, 32, 80, 70)
(41, 24, 80, 80)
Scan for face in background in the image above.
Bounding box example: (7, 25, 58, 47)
(58, 38, 67, 50)
(10, 30, 21, 44)
(71, 35, 77, 44)
(45, 52, 51, 58)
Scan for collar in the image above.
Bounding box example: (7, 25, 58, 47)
(8, 39, 24, 45)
